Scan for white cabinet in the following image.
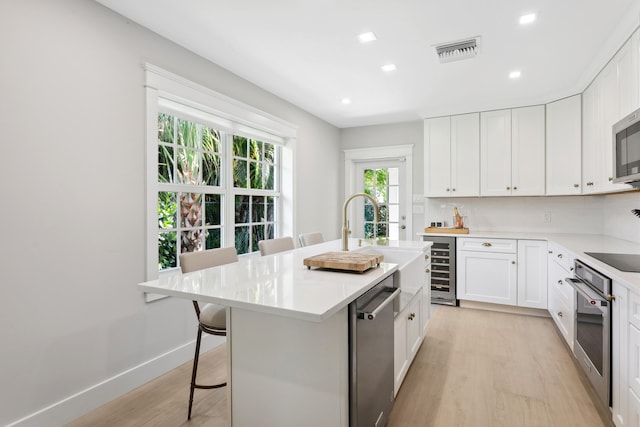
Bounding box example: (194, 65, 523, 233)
(480, 107, 545, 196)
(511, 106, 546, 195)
(581, 30, 637, 195)
(457, 238, 548, 309)
(457, 238, 518, 305)
(517, 240, 548, 309)
(612, 282, 629, 427)
(546, 94, 582, 195)
(424, 113, 480, 197)
(394, 289, 422, 396)
(546, 242, 576, 351)
(480, 110, 512, 196)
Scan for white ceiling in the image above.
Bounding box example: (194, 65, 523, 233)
(95, 0, 639, 128)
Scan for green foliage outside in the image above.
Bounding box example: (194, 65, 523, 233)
(156, 113, 278, 267)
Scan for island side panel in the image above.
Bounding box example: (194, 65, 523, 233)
(229, 306, 349, 427)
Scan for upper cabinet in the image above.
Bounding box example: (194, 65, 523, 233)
(480, 106, 545, 196)
(424, 113, 479, 197)
(423, 29, 640, 199)
(582, 29, 638, 195)
(546, 95, 582, 195)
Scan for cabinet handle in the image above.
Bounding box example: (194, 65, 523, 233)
(558, 312, 564, 318)
(608, 294, 616, 302)
(587, 181, 594, 186)
(446, 188, 450, 192)
(548, 250, 553, 254)
(557, 254, 563, 259)
(573, 184, 579, 188)
(513, 186, 518, 190)
(482, 242, 492, 247)
(609, 177, 613, 182)
(425, 268, 430, 273)
(452, 188, 456, 191)
(511, 261, 516, 264)
(424, 255, 429, 260)
(557, 280, 562, 285)
(570, 267, 574, 271)
(506, 186, 511, 190)
(408, 313, 416, 320)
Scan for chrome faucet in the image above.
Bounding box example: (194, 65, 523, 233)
(342, 192, 380, 251)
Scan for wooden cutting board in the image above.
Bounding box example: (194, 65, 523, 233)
(303, 252, 384, 273)
(424, 227, 470, 234)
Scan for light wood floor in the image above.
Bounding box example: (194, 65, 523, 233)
(68, 306, 613, 427)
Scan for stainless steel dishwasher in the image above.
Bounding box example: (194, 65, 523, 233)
(349, 274, 399, 427)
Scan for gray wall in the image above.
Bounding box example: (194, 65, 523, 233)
(0, 0, 340, 424)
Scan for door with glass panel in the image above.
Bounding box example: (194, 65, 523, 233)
(355, 160, 407, 240)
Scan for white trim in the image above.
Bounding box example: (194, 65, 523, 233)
(344, 145, 414, 239)
(144, 64, 297, 139)
(144, 64, 297, 296)
(7, 337, 224, 427)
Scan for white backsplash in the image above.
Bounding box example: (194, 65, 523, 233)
(602, 192, 640, 243)
(425, 196, 606, 235)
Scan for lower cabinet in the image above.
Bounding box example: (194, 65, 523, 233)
(547, 258, 575, 351)
(610, 282, 640, 427)
(457, 238, 547, 308)
(394, 289, 422, 396)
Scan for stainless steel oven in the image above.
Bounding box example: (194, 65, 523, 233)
(565, 260, 612, 407)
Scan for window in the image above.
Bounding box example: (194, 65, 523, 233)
(145, 65, 296, 287)
(362, 167, 400, 240)
(232, 136, 280, 255)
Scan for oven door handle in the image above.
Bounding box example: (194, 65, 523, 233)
(565, 277, 607, 306)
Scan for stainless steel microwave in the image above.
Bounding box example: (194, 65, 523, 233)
(613, 108, 640, 185)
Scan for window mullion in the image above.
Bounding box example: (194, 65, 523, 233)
(224, 133, 235, 249)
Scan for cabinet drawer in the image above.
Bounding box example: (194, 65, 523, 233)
(457, 238, 517, 253)
(548, 261, 574, 307)
(548, 287, 574, 351)
(547, 241, 575, 272)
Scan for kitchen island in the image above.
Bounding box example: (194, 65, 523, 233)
(139, 238, 430, 427)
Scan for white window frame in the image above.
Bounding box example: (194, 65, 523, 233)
(344, 145, 414, 239)
(145, 64, 297, 301)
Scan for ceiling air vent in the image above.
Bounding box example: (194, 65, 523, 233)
(435, 37, 480, 63)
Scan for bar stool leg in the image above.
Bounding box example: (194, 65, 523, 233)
(188, 327, 203, 420)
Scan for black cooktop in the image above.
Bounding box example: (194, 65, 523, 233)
(585, 252, 640, 273)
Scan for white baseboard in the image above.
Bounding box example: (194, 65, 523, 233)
(7, 336, 224, 427)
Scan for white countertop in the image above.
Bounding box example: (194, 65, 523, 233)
(418, 230, 640, 292)
(139, 238, 431, 322)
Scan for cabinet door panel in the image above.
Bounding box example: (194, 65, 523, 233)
(394, 314, 408, 396)
(406, 293, 422, 360)
(517, 240, 547, 309)
(630, 324, 640, 399)
(457, 250, 517, 305)
(546, 95, 582, 195)
(481, 109, 512, 196)
(424, 117, 452, 197)
(511, 106, 545, 195)
(451, 113, 480, 196)
(582, 82, 602, 193)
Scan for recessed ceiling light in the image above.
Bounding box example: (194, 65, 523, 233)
(342, 98, 351, 105)
(519, 13, 536, 25)
(509, 70, 522, 79)
(358, 32, 377, 43)
(381, 64, 397, 72)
